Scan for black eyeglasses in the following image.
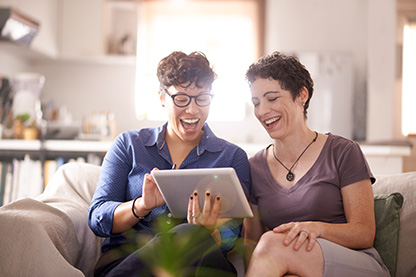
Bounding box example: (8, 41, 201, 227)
(164, 90, 214, 108)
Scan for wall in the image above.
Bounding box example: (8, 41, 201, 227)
(32, 59, 139, 134)
(0, 0, 403, 147)
(366, 0, 397, 142)
(38, 0, 371, 144)
(265, 0, 369, 140)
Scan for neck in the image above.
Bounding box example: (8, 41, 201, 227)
(273, 128, 316, 160)
(165, 125, 202, 165)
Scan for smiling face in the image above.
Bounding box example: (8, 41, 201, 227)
(251, 78, 307, 140)
(160, 83, 211, 144)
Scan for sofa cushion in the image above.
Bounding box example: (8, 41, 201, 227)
(373, 171, 416, 277)
(373, 193, 403, 276)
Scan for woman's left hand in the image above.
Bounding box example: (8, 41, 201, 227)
(273, 222, 320, 252)
(187, 190, 221, 231)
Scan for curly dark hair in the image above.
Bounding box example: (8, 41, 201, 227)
(157, 51, 217, 92)
(246, 51, 314, 118)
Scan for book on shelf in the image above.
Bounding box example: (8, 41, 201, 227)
(44, 159, 58, 189)
(2, 162, 13, 206)
(0, 162, 8, 206)
(1, 154, 103, 206)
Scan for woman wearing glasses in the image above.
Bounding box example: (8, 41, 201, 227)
(89, 51, 251, 276)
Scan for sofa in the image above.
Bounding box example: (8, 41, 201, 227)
(0, 162, 415, 277)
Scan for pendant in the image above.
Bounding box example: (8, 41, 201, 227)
(286, 171, 295, 181)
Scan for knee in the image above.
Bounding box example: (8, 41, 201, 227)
(259, 231, 285, 246)
(253, 231, 286, 255)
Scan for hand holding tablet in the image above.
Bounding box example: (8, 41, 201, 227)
(151, 167, 253, 219)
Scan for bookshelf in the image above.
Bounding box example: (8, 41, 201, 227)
(0, 139, 112, 206)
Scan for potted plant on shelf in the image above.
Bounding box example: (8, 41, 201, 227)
(13, 113, 39, 140)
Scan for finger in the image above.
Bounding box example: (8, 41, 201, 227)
(273, 223, 292, 233)
(203, 195, 221, 228)
(283, 226, 299, 246)
(210, 195, 221, 219)
(293, 231, 308, 251)
(202, 190, 212, 216)
(306, 232, 317, 251)
(193, 190, 200, 218)
(187, 194, 194, 223)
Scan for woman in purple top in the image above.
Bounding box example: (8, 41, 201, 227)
(243, 52, 390, 276)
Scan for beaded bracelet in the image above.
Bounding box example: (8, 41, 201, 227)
(132, 196, 151, 219)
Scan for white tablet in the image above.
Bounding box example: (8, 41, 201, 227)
(151, 167, 253, 219)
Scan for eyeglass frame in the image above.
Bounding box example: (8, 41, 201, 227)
(163, 89, 214, 108)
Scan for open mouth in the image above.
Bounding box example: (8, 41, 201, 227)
(264, 116, 281, 127)
(181, 118, 200, 132)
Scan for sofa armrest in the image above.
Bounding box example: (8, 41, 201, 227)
(373, 172, 416, 277)
(36, 162, 104, 277)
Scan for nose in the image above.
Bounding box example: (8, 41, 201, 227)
(185, 98, 200, 114)
(256, 101, 269, 117)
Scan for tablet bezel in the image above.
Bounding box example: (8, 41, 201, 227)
(151, 167, 253, 219)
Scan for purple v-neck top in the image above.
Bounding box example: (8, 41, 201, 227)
(249, 133, 375, 230)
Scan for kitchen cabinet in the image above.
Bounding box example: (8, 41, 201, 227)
(0, 0, 59, 59)
(60, 0, 137, 61)
(59, 0, 105, 58)
(0, 0, 137, 64)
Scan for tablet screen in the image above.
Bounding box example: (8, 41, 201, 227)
(151, 167, 253, 218)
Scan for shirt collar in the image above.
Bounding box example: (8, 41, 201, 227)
(144, 122, 222, 155)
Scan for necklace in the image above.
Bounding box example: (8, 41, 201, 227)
(271, 131, 318, 181)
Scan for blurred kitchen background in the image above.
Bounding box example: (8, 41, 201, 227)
(0, 0, 415, 177)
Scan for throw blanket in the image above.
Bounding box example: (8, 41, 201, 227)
(0, 198, 84, 276)
(0, 162, 103, 277)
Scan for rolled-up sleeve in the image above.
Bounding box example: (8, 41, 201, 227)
(88, 134, 132, 237)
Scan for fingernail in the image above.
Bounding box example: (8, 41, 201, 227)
(206, 192, 210, 196)
(190, 196, 193, 200)
(194, 192, 198, 196)
(216, 196, 220, 201)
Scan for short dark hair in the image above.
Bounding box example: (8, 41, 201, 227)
(246, 51, 314, 118)
(157, 51, 216, 91)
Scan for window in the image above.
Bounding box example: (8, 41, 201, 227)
(402, 20, 416, 136)
(134, 0, 262, 121)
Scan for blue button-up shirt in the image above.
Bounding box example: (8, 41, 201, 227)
(88, 122, 251, 254)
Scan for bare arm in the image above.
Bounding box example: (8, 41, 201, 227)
(243, 204, 266, 269)
(274, 179, 376, 251)
(320, 178, 376, 248)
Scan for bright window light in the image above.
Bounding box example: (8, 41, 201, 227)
(134, 1, 260, 122)
(402, 22, 416, 136)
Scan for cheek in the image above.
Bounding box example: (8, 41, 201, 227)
(253, 107, 262, 120)
(166, 106, 181, 120)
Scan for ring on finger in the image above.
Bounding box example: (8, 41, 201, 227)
(193, 215, 198, 219)
(300, 229, 309, 236)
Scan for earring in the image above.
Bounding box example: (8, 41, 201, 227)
(301, 102, 305, 106)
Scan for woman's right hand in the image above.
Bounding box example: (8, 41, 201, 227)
(112, 169, 165, 234)
(140, 170, 165, 211)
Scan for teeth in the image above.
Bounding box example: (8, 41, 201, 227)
(182, 119, 199, 124)
(265, 117, 280, 125)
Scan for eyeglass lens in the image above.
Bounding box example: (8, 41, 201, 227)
(173, 94, 212, 107)
(165, 90, 213, 107)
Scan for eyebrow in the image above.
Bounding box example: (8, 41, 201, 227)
(263, 91, 280, 97)
(252, 91, 280, 102)
(172, 90, 211, 95)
